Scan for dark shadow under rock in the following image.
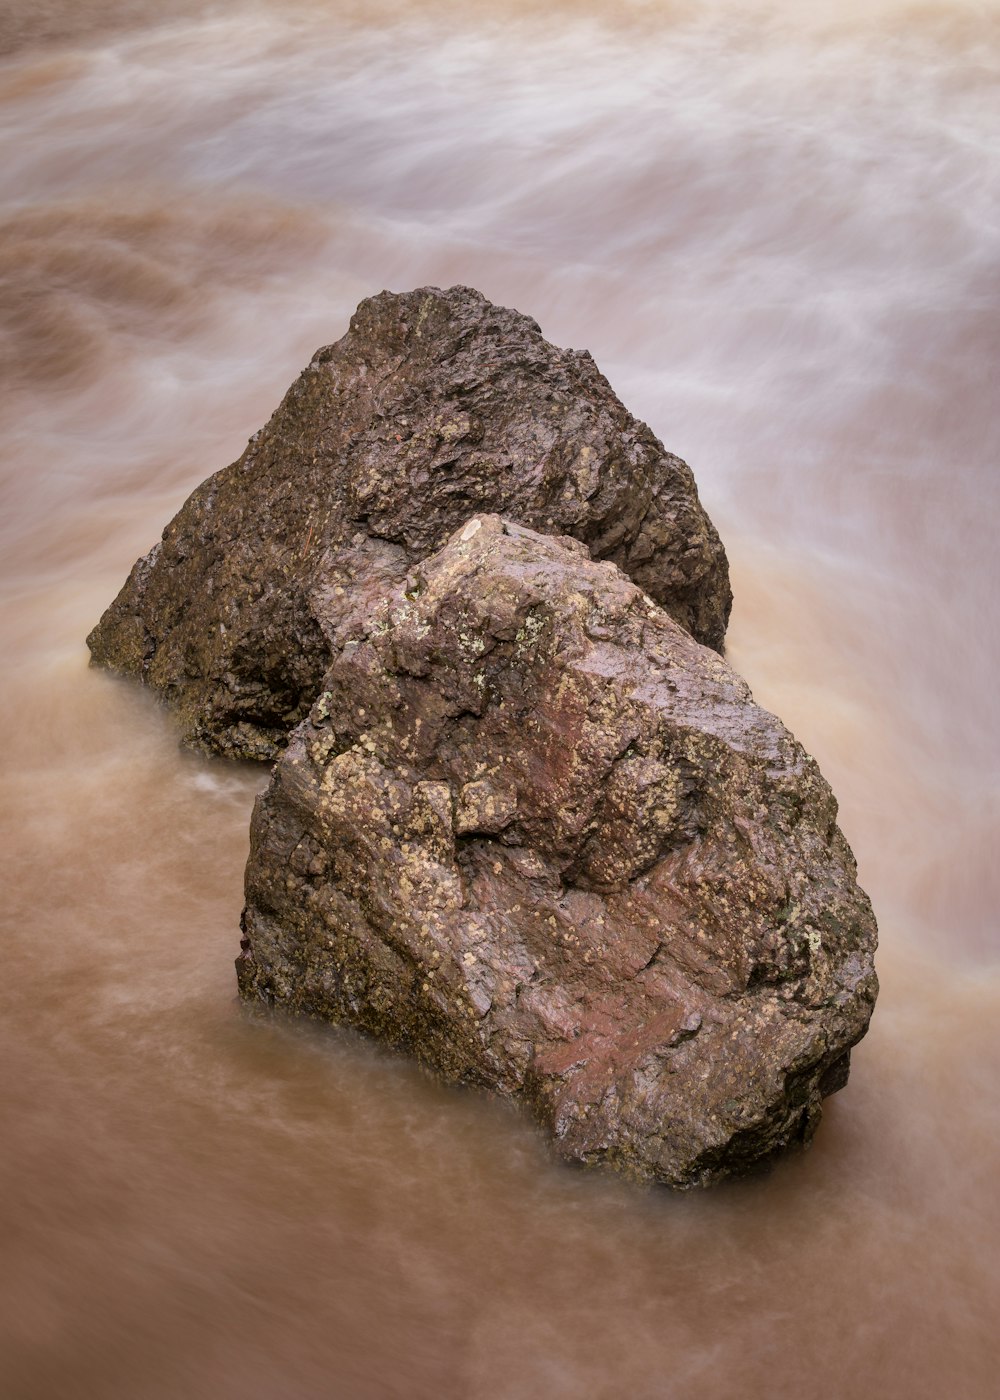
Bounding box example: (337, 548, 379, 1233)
(87, 285, 731, 759)
(238, 517, 877, 1188)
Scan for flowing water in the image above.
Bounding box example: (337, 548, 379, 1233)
(1, 1, 998, 1396)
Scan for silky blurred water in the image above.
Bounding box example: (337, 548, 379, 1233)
(1, 2, 997, 1397)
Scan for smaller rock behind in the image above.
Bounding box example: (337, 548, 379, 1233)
(87, 285, 731, 759)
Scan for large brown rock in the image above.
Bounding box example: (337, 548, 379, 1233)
(87, 285, 731, 759)
(237, 517, 877, 1188)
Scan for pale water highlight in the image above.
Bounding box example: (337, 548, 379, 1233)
(1, 2, 997, 1397)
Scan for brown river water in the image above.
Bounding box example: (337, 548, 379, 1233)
(1, 2, 998, 1396)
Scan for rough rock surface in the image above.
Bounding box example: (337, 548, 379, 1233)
(87, 285, 731, 759)
(237, 517, 877, 1188)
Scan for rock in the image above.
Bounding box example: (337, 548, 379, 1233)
(87, 285, 731, 759)
(237, 517, 877, 1188)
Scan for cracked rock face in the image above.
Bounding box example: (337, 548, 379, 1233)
(87, 285, 731, 760)
(238, 517, 877, 1188)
